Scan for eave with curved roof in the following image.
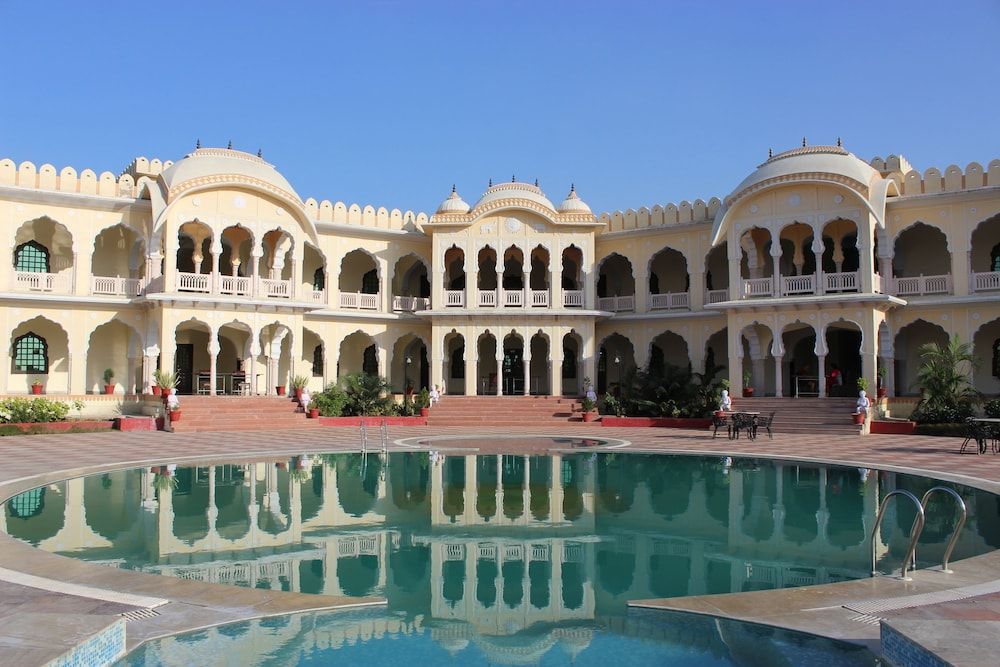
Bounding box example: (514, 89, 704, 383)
(428, 181, 600, 228)
(710, 145, 899, 246)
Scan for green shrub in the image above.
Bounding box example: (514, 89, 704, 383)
(911, 335, 980, 425)
(984, 399, 1000, 418)
(415, 388, 430, 409)
(911, 401, 974, 425)
(913, 423, 968, 438)
(341, 372, 395, 416)
(313, 384, 349, 417)
(603, 356, 726, 419)
(0, 398, 81, 424)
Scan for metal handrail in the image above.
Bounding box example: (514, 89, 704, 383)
(870, 489, 925, 580)
(919, 486, 967, 573)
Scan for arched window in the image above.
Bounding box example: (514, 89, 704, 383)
(13, 332, 48, 374)
(14, 241, 50, 273)
(361, 269, 379, 294)
(312, 268, 326, 291)
(993, 338, 1000, 379)
(312, 345, 323, 377)
(7, 488, 45, 518)
(562, 346, 577, 379)
(362, 344, 378, 376)
(991, 243, 1000, 272)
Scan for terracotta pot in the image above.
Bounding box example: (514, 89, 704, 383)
(582, 411, 596, 422)
(152, 385, 162, 396)
(877, 387, 888, 399)
(295, 388, 303, 401)
(104, 385, 115, 395)
(30, 384, 43, 395)
(155, 417, 165, 431)
(308, 408, 320, 418)
(853, 413, 865, 425)
(419, 407, 430, 417)
(169, 411, 182, 422)
(743, 387, 754, 398)
(276, 386, 286, 396)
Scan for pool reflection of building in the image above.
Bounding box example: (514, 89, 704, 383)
(4, 453, 1000, 663)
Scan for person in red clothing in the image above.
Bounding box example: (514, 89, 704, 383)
(827, 363, 842, 395)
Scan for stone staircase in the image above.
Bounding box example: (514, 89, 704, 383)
(169, 395, 323, 433)
(425, 396, 587, 427)
(730, 397, 861, 436)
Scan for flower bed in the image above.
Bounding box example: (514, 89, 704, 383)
(870, 420, 916, 435)
(601, 416, 712, 428)
(318, 416, 427, 427)
(114, 416, 157, 431)
(0, 420, 114, 434)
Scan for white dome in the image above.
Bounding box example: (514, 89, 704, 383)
(727, 144, 879, 203)
(472, 179, 556, 211)
(159, 147, 300, 201)
(435, 186, 471, 214)
(558, 184, 591, 213)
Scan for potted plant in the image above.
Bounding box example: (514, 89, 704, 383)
(151, 370, 163, 396)
(276, 383, 287, 396)
(103, 368, 115, 394)
(416, 387, 431, 417)
(30, 379, 43, 395)
(742, 370, 754, 398)
(856, 376, 869, 393)
(580, 395, 597, 422)
(290, 375, 309, 402)
(307, 399, 320, 419)
(877, 366, 888, 399)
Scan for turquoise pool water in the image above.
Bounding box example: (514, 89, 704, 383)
(4, 449, 998, 665)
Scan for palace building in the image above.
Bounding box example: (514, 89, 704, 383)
(0, 144, 998, 408)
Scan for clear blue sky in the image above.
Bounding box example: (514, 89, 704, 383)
(2, 1, 998, 215)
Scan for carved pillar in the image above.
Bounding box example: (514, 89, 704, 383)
(496, 351, 504, 396)
(813, 236, 825, 296)
(210, 242, 222, 294)
(523, 353, 531, 396)
(208, 332, 220, 396)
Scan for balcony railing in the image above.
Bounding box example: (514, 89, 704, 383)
(597, 295, 635, 312)
(479, 290, 497, 307)
(781, 274, 814, 296)
(91, 276, 142, 297)
(529, 289, 548, 307)
(742, 277, 773, 298)
(310, 289, 326, 303)
(392, 295, 430, 312)
(219, 275, 251, 297)
(894, 274, 951, 296)
(563, 290, 584, 307)
(176, 272, 211, 293)
(13, 271, 71, 293)
(648, 291, 689, 310)
(444, 289, 465, 307)
(972, 271, 1000, 293)
(340, 291, 380, 310)
(705, 289, 728, 304)
(825, 271, 859, 293)
(503, 289, 523, 307)
(260, 278, 291, 299)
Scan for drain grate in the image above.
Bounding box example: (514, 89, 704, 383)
(848, 613, 883, 626)
(843, 580, 1000, 616)
(121, 608, 161, 622)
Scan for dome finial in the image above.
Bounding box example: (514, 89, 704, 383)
(768, 147, 772, 158)
(488, 178, 492, 187)
(195, 138, 201, 149)
(451, 183, 456, 194)
(257, 148, 262, 158)
(837, 136, 842, 147)
(570, 182, 575, 193)
(227, 140, 232, 150)
(511, 174, 516, 183)
(802, 137, 807, 147)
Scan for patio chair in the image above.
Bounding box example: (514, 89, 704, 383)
(756, 412, 776, 439)
(960, 418, 988, 455)
(711, 413, 730, 439)
(730, 413, 751, 440)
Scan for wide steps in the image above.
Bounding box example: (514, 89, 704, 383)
(170, 395, 320, 432)
(427, 396, 584, 426)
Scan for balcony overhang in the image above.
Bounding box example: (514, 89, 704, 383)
(139, 293, 324, 313)
(416, 308, 611, 319)
(707, 292, 906, 313)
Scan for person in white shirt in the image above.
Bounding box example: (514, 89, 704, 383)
(429, 385, 440, 406)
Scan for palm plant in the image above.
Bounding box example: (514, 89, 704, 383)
(341, 372, 394, 416)
(911, 335, 980, 423)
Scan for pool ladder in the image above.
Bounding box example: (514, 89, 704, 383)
(869, 486, 967, 580)
(358, 418, 389, 452)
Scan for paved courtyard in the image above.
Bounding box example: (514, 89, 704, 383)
(1, 424, 998, 665)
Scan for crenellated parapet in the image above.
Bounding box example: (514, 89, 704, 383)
(598, 197, 722, 234)
(0, 157, 162, 199)
(303, 198, 429, 232)
(869, 155, 1000, 196)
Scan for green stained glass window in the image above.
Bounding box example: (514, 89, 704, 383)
(13, 332, 47, 374)
(14, 241, 50, 273)
(312, 268, 325, 291)
(361, 269, 379, 294)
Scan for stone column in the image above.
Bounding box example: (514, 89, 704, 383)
(817, 354, 827, 398)
(466, 341, 477, 396)
(878, 256, 892, 294)
(813, 237, 825, 296)
(248, 339, 260, 395)
(635, 272, 648, 313)
(496, 351, 504, 396)
(728, 240, 743, 301)
(523, 353, 531, 396)
(751, 355, 767, 396)
(210, 242, 222, 294)
(551, 345, 563, 398)
(551, 247, 562, 309)
(250, 244, 264, 298)
(952, 248, 970, 296)
(773, 354, 783, 398)
(208, 333, 220, 396)
(770, 244, 782, 297)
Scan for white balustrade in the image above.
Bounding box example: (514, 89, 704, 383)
(479, 290, 497, 307)
(705, 289, 728, 304)
(780, 274, 815, 296)
(597, 295, 635, 312)
(392, 295, 431, 312)
(14, 271, 70, 293)
(176, 272, 211, 293)
(340, 292, 358, 308)
(563, 290, 584, 307)
(503, 289, 523, 307)
(825, 271, 859, 293)
(260, 278, 291, 298)
(972, 271, 1000, 292)
(648, 291, 690, 310)
(311, 289, 326, 302)
(444, 289, 465, 307)
(218, 275, 251, 296)
(91, 276, 142, 297)
(529, 289, 548, 307)
(894, 274, 951, 296)
(742, 277, 773, 298)
(339, 291, 379, 309)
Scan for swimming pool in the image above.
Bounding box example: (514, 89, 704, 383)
(4, 449, 997, 664)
